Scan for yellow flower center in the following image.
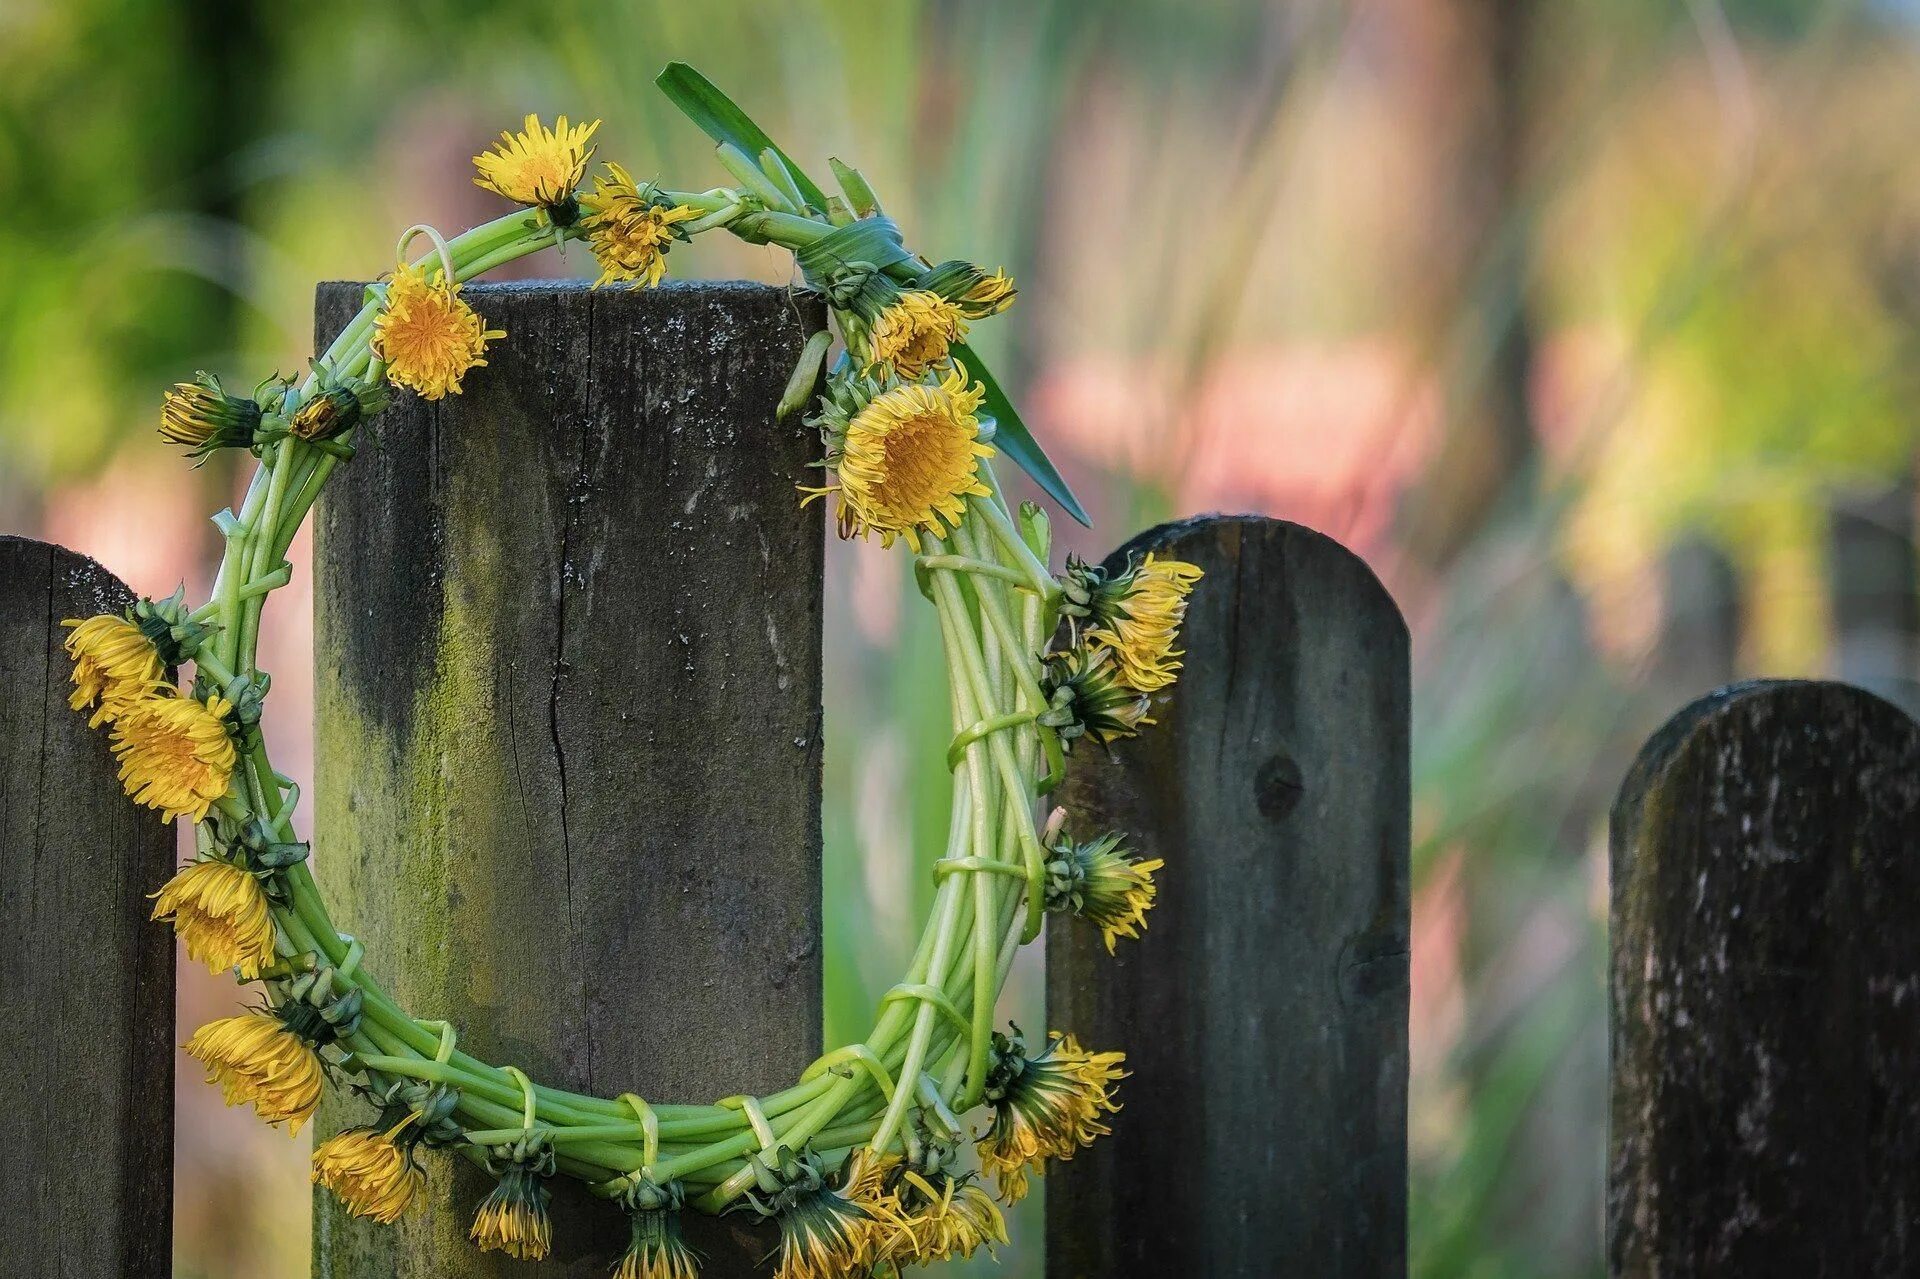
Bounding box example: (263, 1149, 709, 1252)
(831, 365, 993, 551)
(581, 165, 695, 289)
(868, 290, 966, 379)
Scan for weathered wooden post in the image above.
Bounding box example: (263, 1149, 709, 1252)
(1046, 516, 1411, 1277)
(0, 536, 175, 1277)
(1610, 679, 1920, 1275)
(311, 280, 827, 1277)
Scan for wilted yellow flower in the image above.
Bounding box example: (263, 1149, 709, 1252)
(867, 290, 967, 379)
(472, 1159, 554, 1261)
(151, 859, 277, 978)
(807, 364, 993, 552)
(110, 692, 236, 823)
(312, 1115, 426, 1224)
(846, 1152, 1005, 1267)
(977, 1029, 1126, 1203)
(185, 1011, 327, 1133)
(473, 114, 599, 211)
(581, 163, 695, 289)
(371, 263, 505, 401)
(615, 1188, 701, 1279)
(63, 614, 164, 728)
(1083, 554, 1205, 693)
(958, 268, 1017, 318)
(1044, 831, 1163, 954)
(770, 1180, 874, 1279)
(1038, 646, 1154, 750)
(158, 373, 262, 458)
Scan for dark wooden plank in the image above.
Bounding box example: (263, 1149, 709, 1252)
(1610, 679, 1920, 1277)
(311, 280, 827, 1277)
(1045, 515, 1411, 1278)
(0, 536, 175, 1278)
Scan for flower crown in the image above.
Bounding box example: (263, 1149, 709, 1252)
(63, 65, 1201, 1276)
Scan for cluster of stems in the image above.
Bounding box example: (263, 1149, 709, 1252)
(199, 197, 1066, 1210)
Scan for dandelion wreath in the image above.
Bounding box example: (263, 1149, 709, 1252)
(66, 66, 1202, 1278)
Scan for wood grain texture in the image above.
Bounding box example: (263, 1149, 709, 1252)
(1610, 679, 1920, 1277)
(0, 536, 175, 1278)
(1045, 516, 1411, 1278)
(311, 280, 826, 1277)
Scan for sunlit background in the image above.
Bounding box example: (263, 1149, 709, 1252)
(7, 0, 1920, 1274)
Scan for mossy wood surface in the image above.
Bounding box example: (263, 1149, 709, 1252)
(0, 536, 175, 1278)
(1045, 516, 1411, 1278)
(312, 281, 827, 1277)
(1610, 680, 1920, 1276)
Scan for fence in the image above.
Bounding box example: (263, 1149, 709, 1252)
(3, 282, 1917, 1277)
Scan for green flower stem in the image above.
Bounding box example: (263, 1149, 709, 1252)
(916, 553, 1030, 588)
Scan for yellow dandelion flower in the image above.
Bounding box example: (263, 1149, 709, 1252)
(977, 1029, 1127, 1203)
(158, 373, 262, 458)
(62, 614, 164, 728)
(809, 364, 993, 553)
(110, 692, 236, 823)
(1044, 831, 1163, 954)
(472, 1160, 554, 1261)
(312, 1115, 426, 1224)
(185, 1011, 327, 1133)
(473, 113, 599, 211)
(770, 1182, 874, 1279)
(371, 263, 505, 401)
(1083, 553, 1205, 693)
(151, 859, 277, 978)
(847, 1152, 1006, 1266)
(1038, 646, 1154, 750)
(580, 163, 696, 289)
(868, 290, 967, 379)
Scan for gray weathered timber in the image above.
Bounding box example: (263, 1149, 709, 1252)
(1610, 680, 1920, 1277)
(312, 281, 826, 1277)
(0, 536, 174, 1278)
(1045, 516, 1411, 1278)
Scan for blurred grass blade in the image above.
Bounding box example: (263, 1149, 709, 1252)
(655, 62, 829, 210)
(956, 342, 1090, 526)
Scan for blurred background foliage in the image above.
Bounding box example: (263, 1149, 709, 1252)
(6, 0, 1920, 1274)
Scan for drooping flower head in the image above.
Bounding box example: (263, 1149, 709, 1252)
(734, 1148, 878, 1279)
(1071, 553, 1204, 693)
(158, 372, 262, 460)
(581, 164, 696, 289)
(866, 290, 966, 379)
(62, 614, 164, 728)
(371, 262, 505, 401)
(845, 1148, 1006, 1267)
(976, 1027, 1127, 1203)
(473, 114, 600, 221)
(151, 858, 277, 977)
(185, 1000, 350, 1133)
(1038, 646, 1154, 750)
(312, 1113, 427, 1224)
(616, 1176, 702, 1279)
(913, 259, 1019, 319)
(1044, 828, 1163, 954)
(110, 691, 237, 822)
(806, 364, 993, 552)
(472, 1141, 556, 1261)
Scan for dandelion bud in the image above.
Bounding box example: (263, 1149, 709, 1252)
(471, 1139, 556, 1261)
(976, 1027, 1126, 1203)
(159, 372, 262, 459)
(1038, 647, 1153, 749)
(1044, 829, 1163, 953)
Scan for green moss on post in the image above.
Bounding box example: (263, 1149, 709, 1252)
(312, 281, 827, 1277)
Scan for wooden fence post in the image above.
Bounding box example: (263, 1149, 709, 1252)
(1046, 516, 1411, 1278)
(0, 536, 175, 1277)
(311, 280, 827, 1277)
(1610, 679, 1920, 1275)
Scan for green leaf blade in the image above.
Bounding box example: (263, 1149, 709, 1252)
(655, 62, 830, 211)
(955, 342, 1090, 527)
